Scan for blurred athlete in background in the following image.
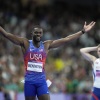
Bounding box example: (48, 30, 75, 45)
(0, 21, 95, 100)
(80, 44, 100, 100)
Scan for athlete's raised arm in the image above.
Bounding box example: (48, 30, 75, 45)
(80, 46, 98, 64)
(0, 26, 27, 46)
(45, 21, 95, 49)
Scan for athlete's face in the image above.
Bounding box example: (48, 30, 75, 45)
(97, 47, 100, 58)
(32, 28, 43, 42)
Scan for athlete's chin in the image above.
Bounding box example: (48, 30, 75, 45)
(33, 36, 41, 42)
(36, 39, 41, 42)
(36, 37, 41, 42)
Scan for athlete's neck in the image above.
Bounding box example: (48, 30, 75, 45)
(32, 40, 40, 48)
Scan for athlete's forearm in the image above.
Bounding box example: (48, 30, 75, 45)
(0, 26, 8, 37)
(65, 31, 84, 42)
(80, 47, 97, 53)
(0, 26, 24, 45)
(0, 26, 18, 43)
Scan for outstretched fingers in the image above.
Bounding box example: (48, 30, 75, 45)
(84, 21, 87, 27)
(85, 21, 87, 25)
(84, 21, 93, 27)
(91, 22, 96, 27)
(89, 21, 95, 26)
(84, 21, 96, 32)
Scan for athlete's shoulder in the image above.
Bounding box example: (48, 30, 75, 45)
(43, 40, 53, 44)
(23, 38, 29, 44)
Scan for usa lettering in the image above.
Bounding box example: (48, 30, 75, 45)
(30, 53, 42, 60)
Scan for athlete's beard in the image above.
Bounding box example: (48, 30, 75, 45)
(32, 36, 41, 43)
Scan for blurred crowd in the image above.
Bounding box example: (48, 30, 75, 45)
(0, 0, 100, 99)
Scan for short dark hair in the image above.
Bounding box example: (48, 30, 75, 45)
(33, 25, 42, 30)
(31, 25, 42, 33)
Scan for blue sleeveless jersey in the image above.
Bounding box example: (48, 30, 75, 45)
(24, 40, 47, 83)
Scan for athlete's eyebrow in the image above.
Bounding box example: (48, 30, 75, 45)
(34, 31, 42, 33)
(34, 30, 42, 32)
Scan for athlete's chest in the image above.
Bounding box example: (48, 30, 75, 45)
(28, 44, 46, 61)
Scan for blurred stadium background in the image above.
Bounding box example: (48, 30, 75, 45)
(0, 0, 100, 100)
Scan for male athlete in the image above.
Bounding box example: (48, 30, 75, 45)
(80, 44, 100, 100)
(0, 21, 95, 100)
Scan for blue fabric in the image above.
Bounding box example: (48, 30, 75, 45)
(24, 80, 49, 97)
(91, 87, 100, 100)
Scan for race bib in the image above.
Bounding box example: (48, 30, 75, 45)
(27, 62, 43, 72)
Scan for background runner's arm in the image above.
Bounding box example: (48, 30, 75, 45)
(80, 47, 97, 63)
(0, 26, 25, 45)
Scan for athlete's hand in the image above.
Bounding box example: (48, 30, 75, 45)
(83, 21, 96, 33)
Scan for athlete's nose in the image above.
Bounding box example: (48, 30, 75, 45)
(35, 32, 42, 36)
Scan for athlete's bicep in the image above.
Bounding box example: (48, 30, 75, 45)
(21, 39, 29, 54)
(47, 38, 68, 49)
(44, 39, 67, 51)
(43, 40, 53, 53)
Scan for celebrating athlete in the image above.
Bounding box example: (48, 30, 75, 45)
(0, 21, 95, 100)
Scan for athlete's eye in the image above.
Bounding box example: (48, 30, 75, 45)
(34, 32, 42, 35)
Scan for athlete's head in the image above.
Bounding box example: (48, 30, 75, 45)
(97, 45, 100, 57)
(31, 26, 43, 42)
